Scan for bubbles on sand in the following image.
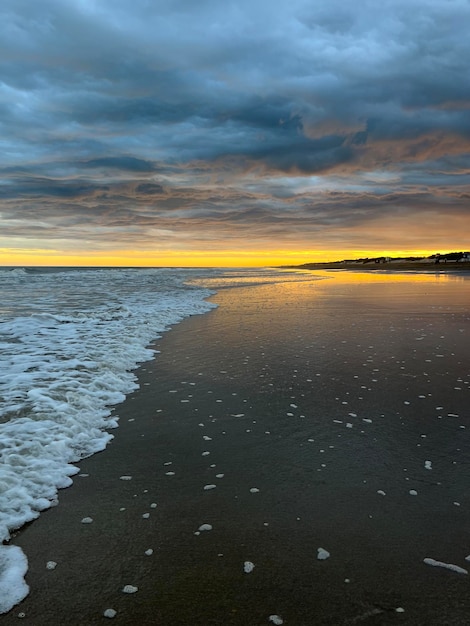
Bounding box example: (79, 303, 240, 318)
(424, 558, 468, 575)
(317, 548, 330, 560)
(197, 524, 213, 532)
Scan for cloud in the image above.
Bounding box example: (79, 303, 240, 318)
(0, 0, 469, 257)
(81, 157, 158, 172)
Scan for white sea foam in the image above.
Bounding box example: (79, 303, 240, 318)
(317, 548, 330, 560)
(0, 546, 29, 614)
(0, 267, 217, 614)
(424, 558, 468, 575)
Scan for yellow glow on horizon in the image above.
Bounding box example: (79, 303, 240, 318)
(0, 247, 461, 267)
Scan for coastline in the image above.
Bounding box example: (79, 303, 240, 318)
(284, 261, 470, 273)
(4, 273, 470, 625)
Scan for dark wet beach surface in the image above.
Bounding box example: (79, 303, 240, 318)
(5, 272, 470, 625)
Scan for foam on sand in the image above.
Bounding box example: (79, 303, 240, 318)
(317, 548, 330, 560)
(0, 546, 29, 614)
(0, 268, 216, 614)
(424, 558, 468, 575)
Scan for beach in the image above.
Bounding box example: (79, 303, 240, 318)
(291, 260, 470, 273)
(4, 270, 470, 625)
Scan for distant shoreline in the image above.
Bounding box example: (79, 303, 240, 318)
(285, 260, 470, 273)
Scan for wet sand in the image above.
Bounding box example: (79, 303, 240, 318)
(4, 272, 470, 625)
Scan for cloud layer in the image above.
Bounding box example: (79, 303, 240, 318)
(1, 0, 469, 259)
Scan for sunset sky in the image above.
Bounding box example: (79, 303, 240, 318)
(1, 0, 469, 266)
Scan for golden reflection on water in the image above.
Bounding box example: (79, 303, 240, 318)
(196, 267, 470, 318)
(194, 267, 468, 292)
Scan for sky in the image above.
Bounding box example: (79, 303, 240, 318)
(1, 0, 469, 266)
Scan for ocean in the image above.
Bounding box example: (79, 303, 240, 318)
(0, 265, 322, 614)
(1, 266, 469, 622)
(0, 267, 218, 611)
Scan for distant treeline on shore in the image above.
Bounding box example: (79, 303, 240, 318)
(340, 251, 469, 265)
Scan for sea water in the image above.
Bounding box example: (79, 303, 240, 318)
(0, 265, 318, 613)
(0, 266, 221, 613)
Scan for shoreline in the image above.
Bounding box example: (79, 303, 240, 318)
(4, 274, 470, 624)
(283, 261, 470, 273)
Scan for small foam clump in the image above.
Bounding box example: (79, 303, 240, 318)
(317, 548, 330, 560)
(244, 561, 255, 573)
(424, 558, 468, 575)
(122, 585, 138, 593)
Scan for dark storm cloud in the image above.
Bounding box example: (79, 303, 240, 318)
(0, 0, 469, 253)
(134, 183, 165, 195)
(0, 177, 108, 200)
(81, 157, 158, 172)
